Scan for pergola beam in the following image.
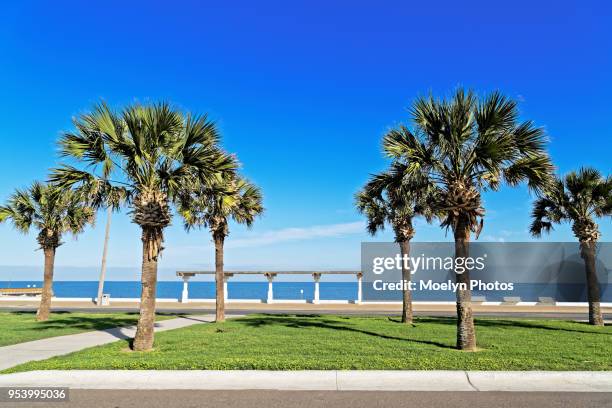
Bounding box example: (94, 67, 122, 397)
(176, 270, 363, 304)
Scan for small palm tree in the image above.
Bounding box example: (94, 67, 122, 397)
(384, 89, 554, 349)
(0, 182, 93, 321)
(179, 173, 264, 322)
(356, 163, 436, 323)
(50, 101, 236, 350)
(531, 167, 611, 326)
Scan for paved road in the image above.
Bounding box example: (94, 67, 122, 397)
(1, 306, 607, 320)
(2, 390, 611, 408)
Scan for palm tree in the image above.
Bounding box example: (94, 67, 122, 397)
(178, 173, 264, 322)
(96, 206, 112, 306)
(384, 89, 554, 350)
(92, 186, 126, 306)
(356, 162, 436, 323)
(50, 101, 236, 350)
(531, 167, 611, 326)
(0, 182, 93, 321)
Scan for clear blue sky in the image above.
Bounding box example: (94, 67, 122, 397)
(0, 1, 610, 280)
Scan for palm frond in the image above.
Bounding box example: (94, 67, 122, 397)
(530, 167, 610, 240)
(53, 100, 240, 233)
(385, 88, 555, 238)
(0, 181, 94, 247)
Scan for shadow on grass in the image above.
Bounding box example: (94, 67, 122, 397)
(7, 311, 145, 333)
(472, 318, 611, 336)
(412, 315, 610, 336)
(239, 314, 456, 350)
(176, 315, 214, 324)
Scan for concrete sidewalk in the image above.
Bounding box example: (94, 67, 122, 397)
(0, 315, 215, 371)
(0, 370, 611, 392)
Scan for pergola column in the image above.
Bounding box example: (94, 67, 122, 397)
(180, 274, 192, 303)
(264, 273, 277, 303)
(223, 273, 233, 302)
(312, 273, 321, 304)
(356, 272, 363, 304)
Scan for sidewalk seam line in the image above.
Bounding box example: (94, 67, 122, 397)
(464, 371, 479, 391)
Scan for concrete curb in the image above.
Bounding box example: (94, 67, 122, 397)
(0, 370, 610, 392)
(466, 371, 612, 392)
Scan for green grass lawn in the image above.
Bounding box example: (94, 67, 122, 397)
(4, 314, 611, 372)
(0, 311, 174, 347)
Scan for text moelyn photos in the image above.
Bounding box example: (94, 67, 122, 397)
(371, 254, 514, 292)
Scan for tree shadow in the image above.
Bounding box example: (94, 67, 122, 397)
(176, 315, 214, 324)
(238, 314, 456, 350)
(5, 311, 179, 340)
(472, 318, 611, 336)
(396, 315, 610, 336)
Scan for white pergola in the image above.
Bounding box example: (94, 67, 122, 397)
(176, 271, 363, 304)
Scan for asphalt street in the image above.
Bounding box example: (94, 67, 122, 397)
(0, 306, 607, 320)
(1, 390, 610, 408)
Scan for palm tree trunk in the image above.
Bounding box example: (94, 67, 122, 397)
(133, 228, 160, 351)
(36, 247, 56, 321)
(454, 214, 476, 350)
(214, 233, 225, 322)
(96, 206, 112, 306)
(581, 241, 604, 326)
(399, 240, 413, 324)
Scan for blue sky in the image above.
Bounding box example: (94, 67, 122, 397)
(0, 1, 610, 280)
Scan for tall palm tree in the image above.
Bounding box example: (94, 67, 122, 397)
(531, 167, 611, 326)
(356, 162, 436, 323)
(179, 173, 264, 322)
(71, 173, 128, 306)
(384, 89, 554, 350)
(50, 101, 236, 350)
(0, 182, 94, 321)
(96, 206, 112, 306)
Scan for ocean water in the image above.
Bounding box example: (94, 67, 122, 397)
(0, 281, 357, 301)
(1, 281, 609, 302)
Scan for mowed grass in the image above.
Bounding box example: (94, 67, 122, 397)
(4, 314, 611, 372)
(0, 311, 174, 347)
